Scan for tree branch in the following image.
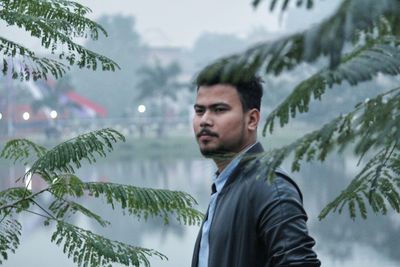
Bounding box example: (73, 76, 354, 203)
(0, 187, 49, 211)
(24, 209, 54, 220)
(31, 199, 57, 220)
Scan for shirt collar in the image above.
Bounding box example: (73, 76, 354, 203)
(212, 142, 257, 193)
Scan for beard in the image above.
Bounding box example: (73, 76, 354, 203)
(200, 145, 236, 160)
(198, 131, 246, 161)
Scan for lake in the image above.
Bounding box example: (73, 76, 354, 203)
(1, 142, 399, 267)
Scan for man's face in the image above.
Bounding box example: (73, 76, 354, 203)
(193, 84, 252, 158)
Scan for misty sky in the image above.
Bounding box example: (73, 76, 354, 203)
(0, 0, 340, 51)
(78, 0, 340, 48)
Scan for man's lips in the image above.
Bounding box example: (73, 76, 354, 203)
(197, 129, 218, 140)
(199, 135, 214, 142)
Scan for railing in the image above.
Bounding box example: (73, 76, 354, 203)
(0, 115, 194, 140)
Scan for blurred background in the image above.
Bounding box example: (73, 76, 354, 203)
(1, 0, 399, 266)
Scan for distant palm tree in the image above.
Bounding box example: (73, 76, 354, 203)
(136, 61, 187, 137)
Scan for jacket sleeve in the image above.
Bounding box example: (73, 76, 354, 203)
(256, 176, 321, 267)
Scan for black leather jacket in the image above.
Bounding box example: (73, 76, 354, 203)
(191, 143, 320, 267)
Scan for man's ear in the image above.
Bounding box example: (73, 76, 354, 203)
(246, 108, 260, 131)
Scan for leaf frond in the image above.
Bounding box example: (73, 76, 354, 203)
(48, 198, 110, 227)
(0, 36, 68, 80)
(1, 138, 47, 165)
(319, 145, 400, 220)
(0, 0, 120, 80)
(28, 128, 125, 181)
(263, 36, 400, 133)
(0, 187, 44, 214)
(51, 221, 167, 267)
(198, 0, 400, 82)
(83, 182, 203, 226)
(0, 217, 21, 264)
(0, 0, 105, 40)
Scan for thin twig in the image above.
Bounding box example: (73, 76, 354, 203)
(31, 199, 57, 220)
(24, 209, 53, 220)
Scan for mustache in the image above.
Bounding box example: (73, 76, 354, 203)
(197, 129, 219, 138)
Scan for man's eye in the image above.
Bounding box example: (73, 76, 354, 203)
(195, 109, 204, 114)
(214, 107, 226, 113)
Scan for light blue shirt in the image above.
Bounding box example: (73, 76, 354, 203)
(198, 143, 256, 267)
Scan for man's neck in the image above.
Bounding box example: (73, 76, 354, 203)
(215, 157, 234, 173)
(214, 142, 257, 172)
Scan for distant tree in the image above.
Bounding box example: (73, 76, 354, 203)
(198, 0, 400, 220)
(136, 61, 184, 101)
(72, 15, 149, 117)
(136, 61, 187, 137)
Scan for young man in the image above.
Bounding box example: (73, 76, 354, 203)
(191, 75, 320, 267)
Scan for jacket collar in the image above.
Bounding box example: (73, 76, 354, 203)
(219, 142, 264, 194)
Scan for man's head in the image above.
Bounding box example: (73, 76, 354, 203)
(193, 74, 263, 159)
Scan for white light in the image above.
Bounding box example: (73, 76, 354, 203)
(138, 104, 146, 113)
(50, 110, 58, 119)
(22, 112, 30, 120)
(0, 112, 2, 120)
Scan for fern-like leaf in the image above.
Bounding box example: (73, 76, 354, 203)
(263, 36, 400, 133)
(198, 0, 400, 83)
(45, 174, 108, 226)
(48, 198, 110, 227)
(50, 174, 85, 198)
(319, 147, 400, 220)
(47, 172, 203, 225)
(0, 37, 67, 80)
(28, 128, 125, 181)
(83, 182, 203, 225)
(0, 0, 119, 80)
(0, 0, 106, 41)
(0, 187, 33, 213)
(1, 138, 47, 165)
(51, 221, 167, 267)
(0, 217, 21, 264)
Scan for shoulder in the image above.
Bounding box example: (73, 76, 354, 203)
(243, 167, 303, 206)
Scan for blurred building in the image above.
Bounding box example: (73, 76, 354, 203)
(0, 77, 107, 138)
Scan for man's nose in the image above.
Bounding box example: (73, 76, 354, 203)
(200, 111, 213, 127)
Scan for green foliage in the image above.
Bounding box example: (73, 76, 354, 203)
(199, 0, 400, 220)
(198, 0, 400, 83)
(0, 218, 21, 264)
(83, 182, 202, 225)
(0, 0, 119, 80)
(320, 147, 400, 220)
(0, 128, 203, 266)
(264, 36, 400, 133)
(52, 221, 166, 267)
(28, 128, 125, 179)
(0, 187, 33, 212)
(0, 138, 46, 164)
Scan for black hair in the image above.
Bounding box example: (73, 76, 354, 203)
(195, 65, 263, 111)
